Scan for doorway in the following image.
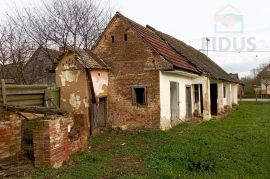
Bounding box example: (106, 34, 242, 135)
(170, 82, 179, 126)
(186, 86, 192, 119)
(199, 84, 203, 114)
(91, 97, 108, 134)
(210, 84, 218, 115)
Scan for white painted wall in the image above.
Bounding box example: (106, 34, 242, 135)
(159, 71, 211, 130)
(231, 84, 238, 104)
(217, 82, 224, 113)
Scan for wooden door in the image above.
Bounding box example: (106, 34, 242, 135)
(170, 82, 179, 126)
(91, 97, 108, 135)
(210, 84, 218, 115)
(186, 86, 192, 119)
(98, 97, 107, 129)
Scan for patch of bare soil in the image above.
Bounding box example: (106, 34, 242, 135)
(0, 154, 33, 179)
(102, 155, 147, 178)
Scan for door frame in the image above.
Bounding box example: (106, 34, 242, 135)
(170, 81, 179, 126)
(185, 85, 192, 119)
(210, 83, 218, 115)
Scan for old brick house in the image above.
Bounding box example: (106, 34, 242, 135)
(92, 12, 239, 130)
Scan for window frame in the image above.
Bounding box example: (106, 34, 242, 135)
(223, 86, 226, 98)
(131, 86, 147, 106)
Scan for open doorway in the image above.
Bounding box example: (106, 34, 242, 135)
(210, 84, 218, 115)
(200, 84, 203, 114)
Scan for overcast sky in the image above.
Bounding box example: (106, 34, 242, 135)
(1, 0, 270, 77)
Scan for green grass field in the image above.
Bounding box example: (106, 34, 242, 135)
(29, 102, 270, 178)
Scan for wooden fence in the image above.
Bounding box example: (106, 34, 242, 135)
(0, 79, 60, 109)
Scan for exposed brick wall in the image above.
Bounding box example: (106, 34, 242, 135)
(94, 17, 168, 129)
(33, 116, 87, 168)
(0, 113, 21, 159)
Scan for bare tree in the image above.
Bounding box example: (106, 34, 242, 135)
(12, 0, 112, 51)
(0, 26, 11, 80)
(0, 0, 112, 84)
(257, 62, 270, 96)
(0, 21, 36, 84)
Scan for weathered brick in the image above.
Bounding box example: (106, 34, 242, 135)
(94, 17, 162, 129)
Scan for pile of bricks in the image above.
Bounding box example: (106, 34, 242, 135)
(0, 113, 21, 159)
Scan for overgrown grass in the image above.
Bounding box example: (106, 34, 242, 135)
(28, 102, 270, 178)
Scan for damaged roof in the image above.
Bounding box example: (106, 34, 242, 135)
(73, 49, 110, 70)
(113, 12, 237, 83)
(31, 46, 62, 64)
(116, 13, 199, 74)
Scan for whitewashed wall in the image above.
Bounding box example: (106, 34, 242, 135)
(159, 71, 211, 130)
(231, 84, 238, 104)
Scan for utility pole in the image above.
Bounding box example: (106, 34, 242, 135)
(206, 38, 210, 56)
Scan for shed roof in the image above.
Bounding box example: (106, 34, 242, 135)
(73, 49, 110, 70)
(229, 73, 244, 85)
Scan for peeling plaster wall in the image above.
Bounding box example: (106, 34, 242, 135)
(217, 82, 224, 113)
(232, 84, 238, 104)
(225, 83, 232, 107)
(193, 76, 211, 120)
(211, 80, 239, 110)
(90, 70, 108, 97)
(55, 54, 90, 128)
(159, 71, 211, 130)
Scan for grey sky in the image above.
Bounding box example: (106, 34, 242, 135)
(1, 0, 270, 77)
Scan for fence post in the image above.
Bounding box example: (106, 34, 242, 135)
(1, 79, 7, 105)
(45, 89, 52, 107)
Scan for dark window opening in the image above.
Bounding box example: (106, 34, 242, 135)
(132, 87, 147, 105)
(194, 84, 199, 103)
(111, 36, 115, 43)
(124, 34, 128, 41)
(223, 86, 226, 98)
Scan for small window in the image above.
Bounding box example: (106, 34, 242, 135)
(194, 84, 199, 103)
(124, 34, 128, 41)
(132, 87, 147, 105)
(111, 36, 115, 43)
(223, 86, 226, 98)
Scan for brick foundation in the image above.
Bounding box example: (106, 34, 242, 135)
(0, 113, 21, 159)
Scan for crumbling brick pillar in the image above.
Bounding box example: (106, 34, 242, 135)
(33, 118, 69, 168)
(0, 112, 21, 159)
